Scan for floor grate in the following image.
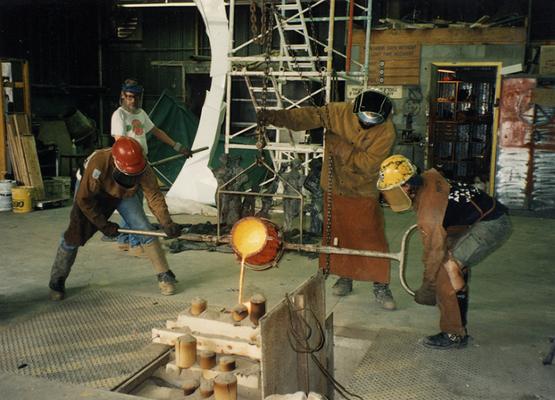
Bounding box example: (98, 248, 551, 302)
(346, 329, 552, 400)
(0, 290, 185, 390)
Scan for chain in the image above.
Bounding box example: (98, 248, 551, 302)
(272, 2, 334, 277)
(304, 1, 334, 277)
(256, 1, 274, 153)
(250, 1, 258, 43)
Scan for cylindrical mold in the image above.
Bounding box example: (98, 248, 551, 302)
(249, 294, 266, 326)
(218, 356, 236, 372)
(214, 373, 237, 400)
(175, 334, 197, 369)
(200, 378, 214, 398)
(231, 304, 248, 322)
(182, 378, 200, 395)
(190, 297, 207, 316)
(199, 350, 217, 370)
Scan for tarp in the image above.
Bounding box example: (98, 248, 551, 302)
(147, 91, 199, 185)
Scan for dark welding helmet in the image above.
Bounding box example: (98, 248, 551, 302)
(352, 90, 393, 127)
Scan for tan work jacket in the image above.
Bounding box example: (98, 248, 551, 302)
(76, 149, 172, 230)
(265, 102, 395, 197)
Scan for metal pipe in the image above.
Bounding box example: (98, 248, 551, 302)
(326, 0, 336, 78)
(149, 146, 209, 166)
(363, 0, 373, 88)
(345, 0, 355, 73)
(118, 224, 418, 296)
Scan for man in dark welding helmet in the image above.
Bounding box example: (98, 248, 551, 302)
(258, 90, 397, 310)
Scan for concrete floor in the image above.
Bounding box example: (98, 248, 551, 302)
(0, 205, 554, 399)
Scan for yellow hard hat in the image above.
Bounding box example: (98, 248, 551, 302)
(377, 154, 417, 190)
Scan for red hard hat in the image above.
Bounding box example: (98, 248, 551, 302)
(111, 137, 147, 175)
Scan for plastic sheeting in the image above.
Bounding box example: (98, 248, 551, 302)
(147, 92, 199, 185)
(495, 148, 528, 209)
(532, 150, 555, 211)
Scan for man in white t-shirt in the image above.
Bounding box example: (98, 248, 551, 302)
(110, 78, 192, 255)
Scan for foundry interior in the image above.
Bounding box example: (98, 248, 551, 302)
(0, 1, 554, 400)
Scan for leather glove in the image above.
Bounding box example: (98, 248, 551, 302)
(414, 281, 437, 306)
(256, 109, 273, 126)
(163, 222, 182, 239)
(100, 222, 120, 238)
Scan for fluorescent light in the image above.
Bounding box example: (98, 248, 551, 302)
(437, 68, 456, 74)
(118, 2, 197, 7)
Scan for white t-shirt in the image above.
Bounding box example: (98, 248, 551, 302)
(111, 107, 155, 155)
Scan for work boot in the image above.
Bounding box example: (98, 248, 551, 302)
(423, 332, 469, 350)
(143, 239, 177, 295)
(373, 282, 396, 310)
(157, 270, 177, 296)
(48, 244, 78, 301)
(332, 277, 353, 296)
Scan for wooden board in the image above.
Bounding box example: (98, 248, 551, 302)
(6, 119, 28, 184)
(20, 136, 45, 199)
(363, 44, 421, 85)
(353, 27, 526, 46)
(6, 114, 44, 199)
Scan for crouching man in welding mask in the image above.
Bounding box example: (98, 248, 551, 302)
(377, 155, 511, 349)
(258, 90, 397, 310)
(48, 137, 182, 301)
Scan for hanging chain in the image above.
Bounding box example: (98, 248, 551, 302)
(250, 1, 259, 43)
(304, 1, 334, 277)
(256, 1, 274, 153)
(272, 1, 334, 277)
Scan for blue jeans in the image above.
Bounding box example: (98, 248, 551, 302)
(451, 214, 511, 267)
(117, 189, 151, 248)
(62, 181, 154, 250)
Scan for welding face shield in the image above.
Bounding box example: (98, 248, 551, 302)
(353, 90, 393, 128)
(120, 80, 144, 112)
(377, 155, 417, 212)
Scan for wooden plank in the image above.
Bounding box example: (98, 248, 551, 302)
(353, 27, 526, 46)
(20, 136, 44, 199)
(6, 117, 29, 184)
(6, 122, 22, 181)
(368, 76, 420, 85)
(13, 113, 32, 136)
(369, 59, 420, 68)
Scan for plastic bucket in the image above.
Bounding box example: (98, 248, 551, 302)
(0, 180, 16, 211)
(11, 186, 34, 213)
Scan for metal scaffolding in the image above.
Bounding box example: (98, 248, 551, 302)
(225, 0, 373, 171)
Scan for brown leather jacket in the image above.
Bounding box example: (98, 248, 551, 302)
(413, 169, 451, 285)
(264, 102, 395, 197)
(76, 149, 172, 229)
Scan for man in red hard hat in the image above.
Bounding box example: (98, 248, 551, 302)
(48, 137, 182, 300)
